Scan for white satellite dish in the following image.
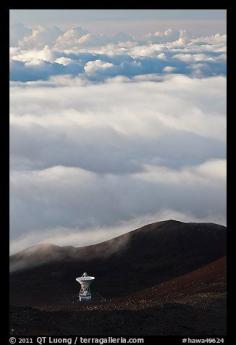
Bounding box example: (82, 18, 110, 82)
(76, 272, 95, 302)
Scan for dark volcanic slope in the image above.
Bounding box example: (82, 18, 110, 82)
(10, 257, 226, 335)
(129, 256, 226, 307)
(10, 220, 226, 306)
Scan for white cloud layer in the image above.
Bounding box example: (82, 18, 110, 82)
(10, 26, 226, 82)
(10, 24, 226, 253)
(10, 207, 226, 256)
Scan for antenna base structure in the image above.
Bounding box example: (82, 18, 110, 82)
(76, 272, 95, 302)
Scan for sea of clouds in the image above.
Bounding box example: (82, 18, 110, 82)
(10, 24, 226, 254)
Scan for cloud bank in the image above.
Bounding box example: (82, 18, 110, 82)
(10, 24, 226, 254)
(10, 26, 226, 82)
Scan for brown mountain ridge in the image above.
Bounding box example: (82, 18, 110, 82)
(10, 220, 226, 335)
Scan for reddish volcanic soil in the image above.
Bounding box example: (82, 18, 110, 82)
(10, 220, 227, 336)
(129, 256, 226, 306)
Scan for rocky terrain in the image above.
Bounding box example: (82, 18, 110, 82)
(10, 220, 226, 335)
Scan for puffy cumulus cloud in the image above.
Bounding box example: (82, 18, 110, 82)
(18, 25, 63, 49)
(10, 26, 226, 82)
(190, 33, 226, 48)
(173, 52, 225, 63)
(163, 66, 176, 73)
(10, 24, 226, 253)
(84, 60, 114, 75)
(54, 26, 89, 49)
(10, 50, 226, 82)
(10, 74, 226, 253)
(54, 57, 73, 65)
(50, 26, 135, 50)
(11, 45, 55, 63)
(10, 58, 83, 82)
(145, 28, 187, 45)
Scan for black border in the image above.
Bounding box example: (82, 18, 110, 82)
(3, 3, 233, 344)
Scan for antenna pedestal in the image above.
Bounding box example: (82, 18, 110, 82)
(76, 272, 95, 302)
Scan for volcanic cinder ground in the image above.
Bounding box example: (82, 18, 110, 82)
(10, 220, 226, 335)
